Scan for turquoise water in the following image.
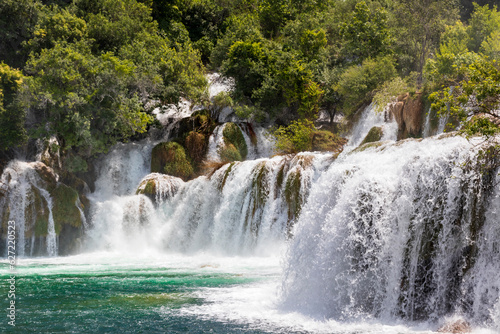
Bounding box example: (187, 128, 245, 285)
(2, 253, 488, 334)
(0, 253, 296, 334)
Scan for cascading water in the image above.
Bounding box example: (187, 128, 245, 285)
(280, 135, 500, 330)
(347, 103, 398, 148)
(0, 161, 59, 256)
(85, 152, 330, 256)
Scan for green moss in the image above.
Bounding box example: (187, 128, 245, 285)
(219, 162, 235, 191)
(284, 170, 303, 236)
(312, 130, 348, 152)
(51, 183, 83, 234)
(218, 143, 242, 162)
(352, 141, 386, 153)
(360, 126, 383, 146)
(223, 123, 248, 160)
(251, 162, 269, 217)
(185, 131, 207, 164)
(151, 142, 194, 181)
(30, 187, 49, 237)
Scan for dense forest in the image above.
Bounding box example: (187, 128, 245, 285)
(1, 0, 499, 174)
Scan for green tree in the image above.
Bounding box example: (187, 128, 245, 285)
(341, 1, 392, 63)
(429, 54, 500, 137)
(338, 55, 397, 115)
(393, 0, 459, 79)
(0, 0, 42, 68)
(24, 42, 153, 158)
(0, 63, 27, 151)
(467, 2, 500, 52)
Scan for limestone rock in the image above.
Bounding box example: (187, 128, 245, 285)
(360, 127, 383, 146)
(438, 319, 472, 333)
(136, 173, 184, 203)
(389, 93, 424, 139)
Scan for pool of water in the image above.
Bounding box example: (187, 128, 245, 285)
(0, 252, 493, 334)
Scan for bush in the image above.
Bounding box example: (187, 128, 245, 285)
(271, 119, 314, 154)
(338, 55, 397, 115)
(151, 142, 193, 181)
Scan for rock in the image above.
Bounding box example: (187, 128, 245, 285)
(136, 173, 184, 203)
(390, 101, 405, 131)
(37, 136, 62, 171)
(438, 319, 472, 333)
(185, 131, 207, 164)
(389, 93, 424, 139)
(360, 127, 383, 146)
(312, 130, 348, 153)
(222, 122, 248, 161)
(31, 161, 58, 187)
(150, 142, 194, 181)
(403, 93, 424, 136)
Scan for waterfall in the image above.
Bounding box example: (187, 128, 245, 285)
(279, 135, 500, 329)
(206, 123, 227, 162)
(347, 104, 398, 148)
(85, 153, 333, 255)
(0, 161, 59, 256)
(422, 107, 432, 138)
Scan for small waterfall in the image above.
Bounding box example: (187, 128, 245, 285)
(206, 124, 227, 162)
(85, 153, 332, 255)
(437, 114, 448, 134)
(280, 135, 500, 328)
(92, 140, 155, 200)
(347, 104, 398, 148)
(0, 161, 59, 256)
(423, 107, 432, 138)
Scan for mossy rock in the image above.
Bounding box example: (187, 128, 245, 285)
(222, 123, 248, 160)
(136, 173, 183, 203)
(352, 141, 387, 153)
(151, 142, 194, 181)
(185, 131, 207, 164)
(219, 143, 242, 163)
(284, 169, 303, 236)
(28, 186, 50, 237)
(51, 183, 84, 234)
(312, 130, 348, 153)
(360, 126, 383, 146)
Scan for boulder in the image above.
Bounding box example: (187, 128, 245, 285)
(136, 173, 184, 203)
(438, 319, 472, 333)
(389, 93, 424, 139)
(360, 127, 383, 146)
(151, 142, 194, 181)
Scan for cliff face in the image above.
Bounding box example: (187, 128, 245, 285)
(390, 92, 424, 139)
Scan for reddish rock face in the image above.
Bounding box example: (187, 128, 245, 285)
(437, 319, 472, 333)
(389, 93, 424, 139)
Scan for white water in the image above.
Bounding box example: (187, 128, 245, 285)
(280, 135, 500, 331)
(86, 152, 331, 256)
(0, 161, 59, 256)
(347, 104, 398, 148)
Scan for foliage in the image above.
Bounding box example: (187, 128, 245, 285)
(0, 0, 42, 68)
(271, 119, 314, 154)
(24, 42, 154, 156)
(373, 77, 410, 113)
(341, 1, 391, 63)
(0, 63, 27, 151)
(429, 54, 500, 137)
(338, 56, 397, 115)
(467, 2, 500, 52)
(392, 0, 459, 77)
